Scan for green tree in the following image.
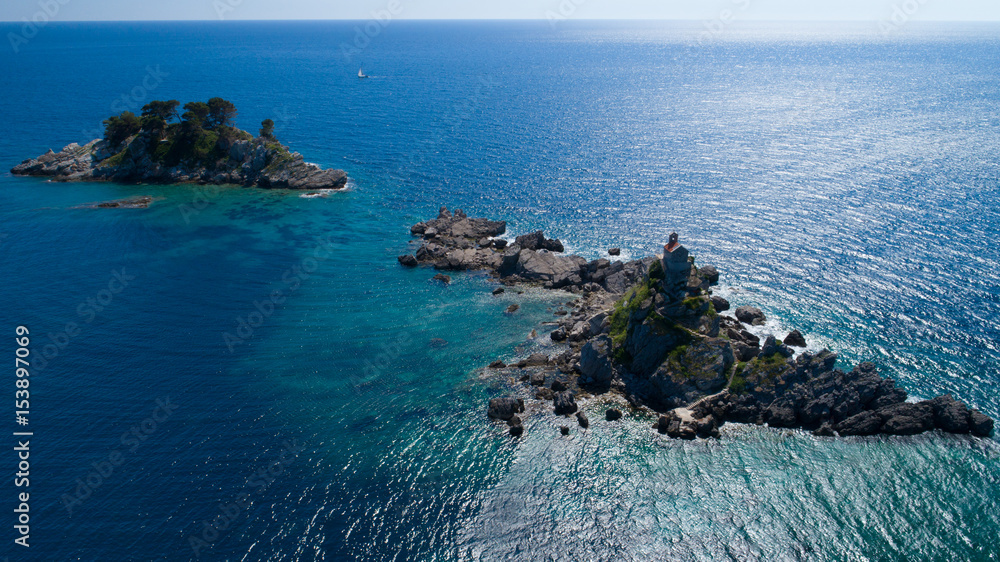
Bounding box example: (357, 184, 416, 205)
(141, 99, 180, 122)
(181, 101, 210, 127)
(206, 97, 238, 129)
(102, 111, 141, 147)
(140, 115, 167, 139)
(259, 118, 275, 139)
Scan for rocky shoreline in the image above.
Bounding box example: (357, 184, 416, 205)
(12, 136, 347, 190)
(399, 208, 995, 441)
(11, 99, 347, 190)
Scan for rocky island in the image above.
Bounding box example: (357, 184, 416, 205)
(399, 208, 995, 441)
(11, 98, 347, 190)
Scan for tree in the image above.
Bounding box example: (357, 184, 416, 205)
(141, 100, 180, 122)
(140, 114, 167, 138)
(181, 101, 210, 127)
(102, 111, 141, 147)
(206, 97, 238, 129)
(259, 118, 275, 139)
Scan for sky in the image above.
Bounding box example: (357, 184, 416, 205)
(1, 0, 999, 22)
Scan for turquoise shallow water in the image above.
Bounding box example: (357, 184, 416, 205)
(0, 20, 998, 561)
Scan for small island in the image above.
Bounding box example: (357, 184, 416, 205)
(399, 208, 995, 441)
(11, 98, 347, 190)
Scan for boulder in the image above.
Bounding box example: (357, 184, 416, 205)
(927, 395, 971, 434)
(698, 265, 720, 285)
(970, 410, 994, 437)
(432, 273, 451, 284)
(579, 336, 615, 384)
(758, 335, 779, 358)
(551, 380, 568, 392)
(550, 328, 567, 342)
(813, 423, 836, 437)
(576, 411, 590, 428)
(553, 391, 578, 415)
(514, 250, 586, 284)
(488, 397, 525, 421)
(515, 231, 564, 252)
(836, 410, 882, 436)
(732, 341, 760, 362)
(535, 387, 555, 400)
(711, 296, 730, 312)
(608, 248, 621, 256)
(397, 254, 418, 268)
(505, 304, 520, 315)
(492, 287, 505, 296)
(488, 360, 506, 369)
(560, 425, 570, 436)
(657, 415, 672, 434)
(523, 353, 549, 367)
(735, 306, 767, 326)
(784, 330, 807, 348)
(509, 424, 524, 437)
(878, 402, 934, 435)
(606, 408, 623, 421)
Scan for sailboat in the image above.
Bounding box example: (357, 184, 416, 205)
(358, 67, 368, 79)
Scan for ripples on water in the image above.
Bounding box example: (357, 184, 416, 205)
(0, 20, 998, 561)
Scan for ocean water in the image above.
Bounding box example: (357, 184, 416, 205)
(1, 20, 999, 561)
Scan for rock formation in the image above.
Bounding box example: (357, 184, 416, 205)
(402, 210, 995, 441)
(12, 131, 347, 190)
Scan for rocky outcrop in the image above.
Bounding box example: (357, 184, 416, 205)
(579, 336, 615, 385)
(401, 208, 651, 295)
(553, 391, 578, 415)
(487, 397, 525, 421)
(515, 230, 564, 252)
(12, 134, 347, 190)
(405, 209, 995, 442)
(735, 306, 766, 326)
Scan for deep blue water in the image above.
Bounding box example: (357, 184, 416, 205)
(1, 20, 999, 561)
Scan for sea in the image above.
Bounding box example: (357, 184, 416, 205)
(0, 19, 998, 561)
